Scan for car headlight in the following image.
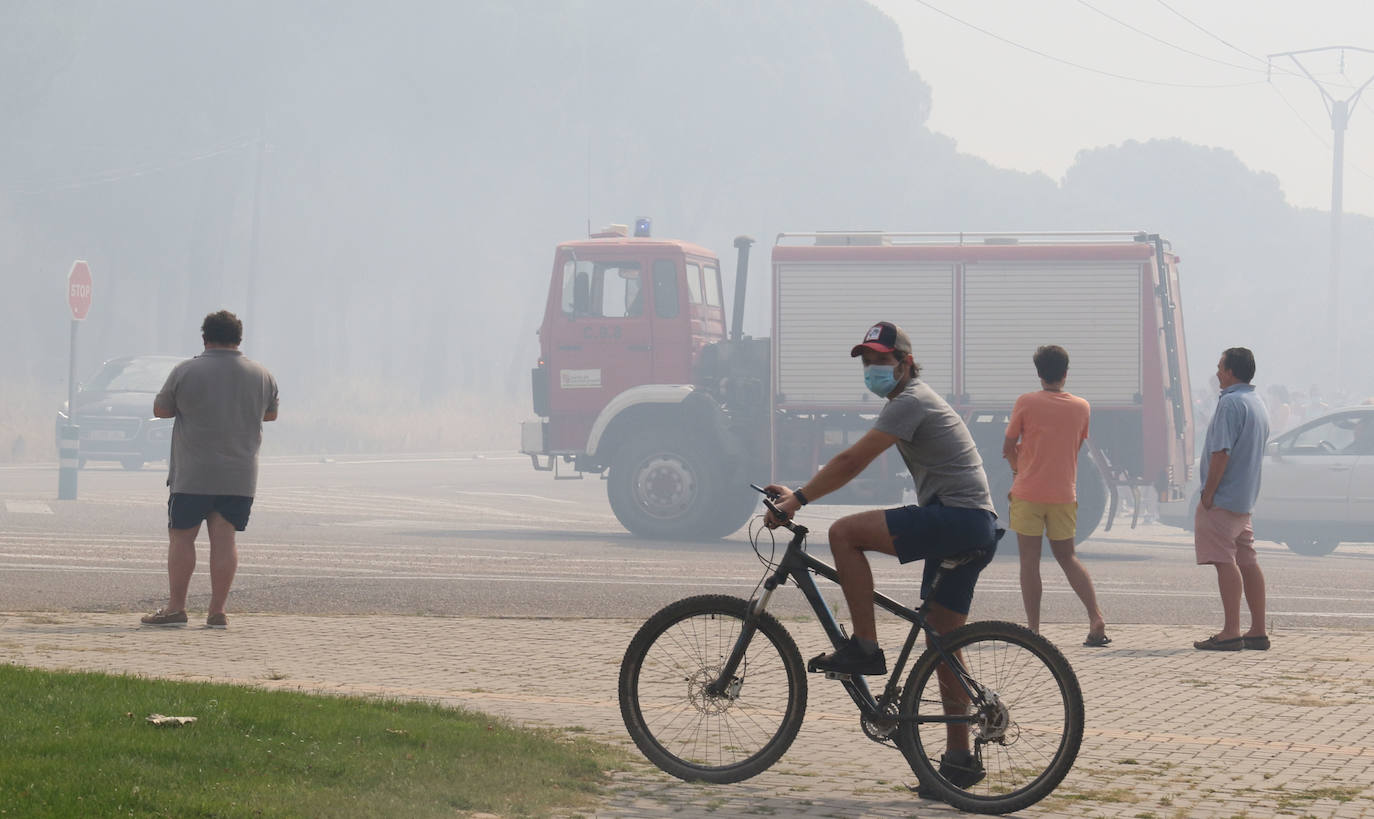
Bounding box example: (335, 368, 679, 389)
(147, 423, 172, 442)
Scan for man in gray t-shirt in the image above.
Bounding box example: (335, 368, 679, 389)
(140, 310, 278, 630)
(765, 321, 1000, 791)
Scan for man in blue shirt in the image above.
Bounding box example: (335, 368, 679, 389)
(1193, 348, 1271, 651)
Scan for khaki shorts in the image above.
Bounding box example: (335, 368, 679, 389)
(1009, 497, 1077, 541)
(1193, 503, 1258, 567)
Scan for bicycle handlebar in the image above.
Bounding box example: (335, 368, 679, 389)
(750, 483, 801, 533)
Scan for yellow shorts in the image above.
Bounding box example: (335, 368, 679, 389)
(1009, 497, 1078, 541)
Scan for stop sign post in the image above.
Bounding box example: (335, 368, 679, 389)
(60, 260, 93, 500)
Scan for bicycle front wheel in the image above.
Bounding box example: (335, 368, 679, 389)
(618, 594, 807, 783)
(898, 620, 1083, 815)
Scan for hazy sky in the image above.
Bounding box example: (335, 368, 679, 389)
(873, 0, 1374, 218)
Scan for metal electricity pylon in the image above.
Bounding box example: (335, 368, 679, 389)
(1268, 46, 1374, 385)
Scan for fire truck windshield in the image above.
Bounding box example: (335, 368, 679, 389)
(562, 260, 644, 318)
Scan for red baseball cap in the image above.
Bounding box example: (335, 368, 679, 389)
(850, 321, 912, 357)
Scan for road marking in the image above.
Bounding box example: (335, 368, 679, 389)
(270, 455, 528, 466)
(1269, 610, 1374, 618)
(4, 500, 53, 514)
(451, 491, 578, 504)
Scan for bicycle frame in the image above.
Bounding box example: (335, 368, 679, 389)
(707, 517, 985, 727)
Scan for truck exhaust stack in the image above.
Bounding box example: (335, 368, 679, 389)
(731, 235, 754, 341)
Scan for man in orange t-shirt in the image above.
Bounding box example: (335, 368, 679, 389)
(1002, 345, 1108, 647)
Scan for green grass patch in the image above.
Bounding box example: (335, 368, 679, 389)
(0, 664, 628, 817)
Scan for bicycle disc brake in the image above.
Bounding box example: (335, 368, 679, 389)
(687, 663, 744, 715)
(972, 685, 1015, 745)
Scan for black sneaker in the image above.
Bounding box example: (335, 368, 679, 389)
(807, 636, 886, 676)
(914, 750, 987, 799)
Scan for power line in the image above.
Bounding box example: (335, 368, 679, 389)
(910, 0, 1266, 89)
(3, 134, 257, 196)
(1152, 0, 1269, 66)
(1269, 83, 1332, 148)
(1073, 0, 1267, 75)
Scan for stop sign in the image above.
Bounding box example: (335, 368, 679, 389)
(67, 260, 92, 321)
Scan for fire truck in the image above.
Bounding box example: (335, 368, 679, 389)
(521, 224, 1194, 541)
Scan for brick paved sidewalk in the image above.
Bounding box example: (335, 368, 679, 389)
(1, 612, 1371, 818)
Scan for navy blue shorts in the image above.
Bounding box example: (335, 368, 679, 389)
(885, 502, 1000, 615)
(168, 493, 254, 532)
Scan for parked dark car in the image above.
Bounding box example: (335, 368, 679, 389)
(55, 355, 182, 470)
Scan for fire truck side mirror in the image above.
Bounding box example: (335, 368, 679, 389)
(573, 272, 591, 316)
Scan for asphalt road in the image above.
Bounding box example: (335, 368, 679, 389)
(2, 453, 1373, 632)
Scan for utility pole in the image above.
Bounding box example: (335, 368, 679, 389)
(246, 128, 266, 327)
(1268, 47, 1374, 388)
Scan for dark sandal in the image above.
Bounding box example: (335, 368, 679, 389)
(1084, 633, 1111, 647)
(1193, 634, 1243, 651)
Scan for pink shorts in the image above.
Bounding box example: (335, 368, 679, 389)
(1193, 503, 1258, 568)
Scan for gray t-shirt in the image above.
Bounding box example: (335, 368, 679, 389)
(873, 380, 995, 514)
(154, 348, 279, 496)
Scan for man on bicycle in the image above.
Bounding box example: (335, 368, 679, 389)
(766, 321, 1000, 788)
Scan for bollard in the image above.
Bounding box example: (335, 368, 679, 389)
(58, 424, 79, 500)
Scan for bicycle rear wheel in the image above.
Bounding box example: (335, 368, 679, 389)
(618, 594, 807, 783)
(898, 620, 1083, 815)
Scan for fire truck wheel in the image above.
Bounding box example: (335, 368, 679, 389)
(987, 455, 1107, 545)
(608, 429, 727, 540)
(1073, 462, 1108, 544)
(1284, 537, 1339, 557)
(696, 481, 762, 539)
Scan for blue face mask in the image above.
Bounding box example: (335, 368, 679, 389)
(864, 363, 900, 397)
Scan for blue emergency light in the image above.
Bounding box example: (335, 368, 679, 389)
(634, 217, 652, 237)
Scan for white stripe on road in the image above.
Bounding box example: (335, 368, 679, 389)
(4, 500, 53, 514)
(1268, 610, 1374, 618)
(450, 491, 578, 504)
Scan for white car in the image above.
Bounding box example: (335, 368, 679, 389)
(1253, 406, 1374, 556)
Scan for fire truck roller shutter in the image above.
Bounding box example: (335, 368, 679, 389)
(774, 263, 955, 407)
(962, 261, 1142, 405)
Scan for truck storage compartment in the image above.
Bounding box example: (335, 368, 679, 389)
(962, 261, 1143, 406)
(774, 262, 955, 406)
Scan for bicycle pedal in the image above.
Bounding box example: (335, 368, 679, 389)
(823, 671, 853, 681)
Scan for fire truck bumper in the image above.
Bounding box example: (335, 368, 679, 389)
(520, 421, 547, 456)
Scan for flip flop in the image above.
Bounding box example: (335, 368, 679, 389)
(1083, 633, 1111, 647)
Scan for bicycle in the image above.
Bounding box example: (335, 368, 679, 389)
(618, 487, 1085, 815)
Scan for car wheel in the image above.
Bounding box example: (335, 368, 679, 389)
(1284, 537, 1339, 557)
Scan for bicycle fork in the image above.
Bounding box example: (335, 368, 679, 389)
(703, 579, 777, 699)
